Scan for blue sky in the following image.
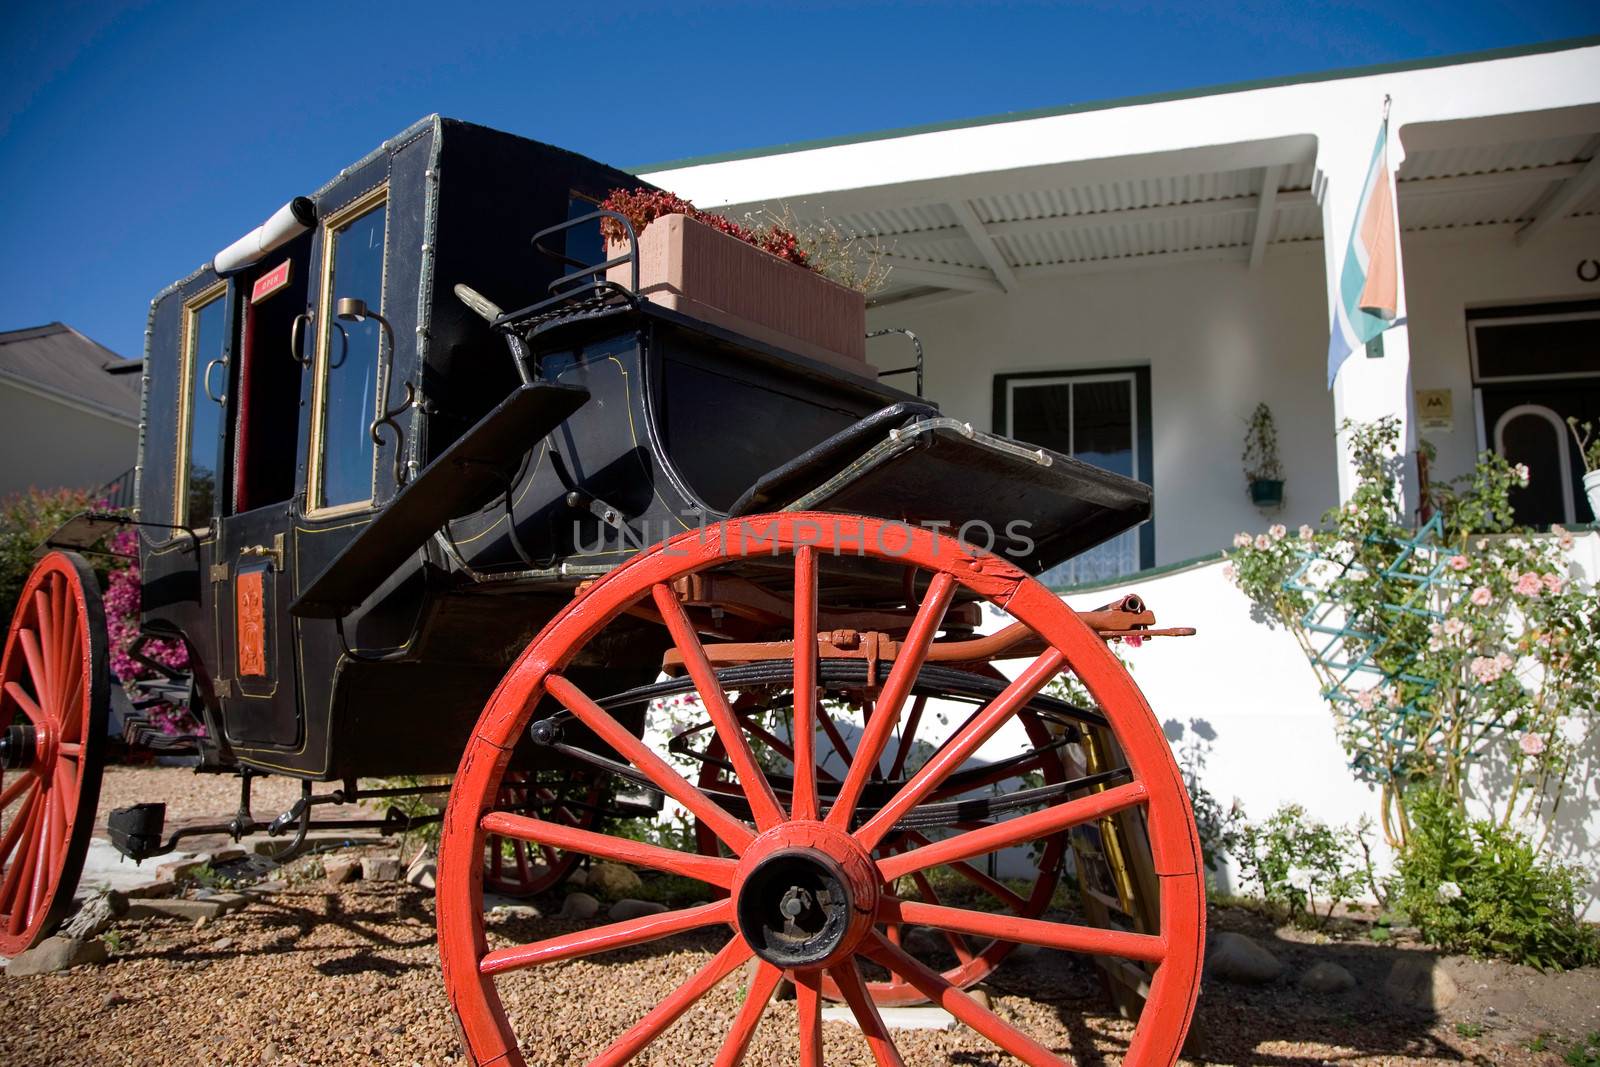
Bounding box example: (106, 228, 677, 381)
(2, 1, 1596, 359)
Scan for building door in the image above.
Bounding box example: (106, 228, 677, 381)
(1470, 301, 1600, 526)
(994, 366, 1154, 586)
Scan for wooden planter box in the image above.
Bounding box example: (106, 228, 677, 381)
(608, 213, 867, 372)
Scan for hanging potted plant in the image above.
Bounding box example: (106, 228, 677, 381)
(1242, 402, 1285, 508)
(598, 188, 877, 372)
(1568, 417, 1600, 522)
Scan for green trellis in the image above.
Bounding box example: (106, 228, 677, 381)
(1282, 513, 1477, 783)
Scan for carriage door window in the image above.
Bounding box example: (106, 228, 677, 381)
(997, 368, 1153, 586)
(177, 285, 228, 527)
(1469, 301, 1600, 525)
(312, 191, 387, 512)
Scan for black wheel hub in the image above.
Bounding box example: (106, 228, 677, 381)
(736, 848, 853, 967)
(0, 723, 35, 770)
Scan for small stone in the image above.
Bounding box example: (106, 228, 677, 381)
(1297, 961, 1356, 994)
(6, 936, 108, 976)
(558, 891, 600, 920)
(405, 857, 436, 890)
(1384, 956, 1458, 1011)
(361, 856, 404, 882)
(261, 1040, 280, 1062)
(902, 926, 945, 956)
(967, 987, 993, 1010)
(588, 862, 644, 898)
(487, 904, 543, 922)
(194, 916, 208, 931)
(1206, 931, 1282, 984)
(102, 992, 128, 1009)
(564, 867, 588, 888)
(324, 858, 361, 885)
(156, 854, 213, 883)
(126, 897, 228, 922)
(608, 898, 669, 921)
(210, 937, 235, 951)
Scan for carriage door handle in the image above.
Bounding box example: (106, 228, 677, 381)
(239, 533, 285, 571)
(203, 356, 228, 404)
(290, 313, 313, 366)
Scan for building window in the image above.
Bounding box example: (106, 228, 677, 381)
(1469, 300, 1600, 526)
(310, 189, 388, 513)
(993, 367, 1154, 586)
(177, 283, 229, 528)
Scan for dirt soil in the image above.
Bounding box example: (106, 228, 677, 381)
(1, 767, 1595, 1066)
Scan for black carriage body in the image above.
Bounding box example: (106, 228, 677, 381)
(133, 116, 1151, 784)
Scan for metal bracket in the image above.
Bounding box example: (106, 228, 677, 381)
(215, 678, 233, 698)
(209, 562, 230, 583)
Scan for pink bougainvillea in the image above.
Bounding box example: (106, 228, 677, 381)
(105, 529, 201, 736)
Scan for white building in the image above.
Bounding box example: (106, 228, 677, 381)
(640, 38, 1600, 903)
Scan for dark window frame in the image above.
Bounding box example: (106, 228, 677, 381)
(993, 365, 1155, 571)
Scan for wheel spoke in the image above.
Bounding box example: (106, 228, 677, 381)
(795, 968, 824, 1067)
(882, 897, 1166, 963)
(0, 784, 39, 869)
(34, 588, 61, 719)
(887, 695, 927, 780)
(908, 870, 973, 965)
(481, 900, 730, 976)
(814, 702, 855, 773)
(1, 795, 44, 931)
(481, 812, 737, 888)
(13, 634, 54, 724)
(40, 786, 63, 909)
(857, 649, 1065, 850)
(830, 957, 905, 1067)
(0, 772, 31, 813)
(902, 831, 1030, 912)
(588, 935, 752, 1067)
(791, 546, 819, 821)
(713, 959, 784, 1067)
(863, 932, 1069, 1066)
(653, 585, 786, 831)
(877, 780, 1148, 881)
(827, 572, 956, 831)
(3, 681, 45, 725)
(546, 674, 755, 853)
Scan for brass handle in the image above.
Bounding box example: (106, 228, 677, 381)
(238, 533, 285, 571)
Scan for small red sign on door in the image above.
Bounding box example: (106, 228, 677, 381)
(236, 570, 267, 676)
(251, 260, 292, 304)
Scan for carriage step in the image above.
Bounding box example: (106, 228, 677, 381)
(121, 713, 203, 754)
(108, 803, 168, 861)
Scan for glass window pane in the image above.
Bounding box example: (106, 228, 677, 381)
(183, 294, 227, 526)
(1072, 379, 1134, 478)
(1475, 317, 1600, 380)
(1010, 382, 1073, 456)
(318, 201, 387, 509)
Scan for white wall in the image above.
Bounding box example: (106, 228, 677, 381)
(1059, 533, 1600, 917)
(1402, 215, 1600, 485)
(869, 244, 1341, 567)
(0, 385, 137, 501)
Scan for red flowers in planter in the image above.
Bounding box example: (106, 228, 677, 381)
(599, 187, 810, 270)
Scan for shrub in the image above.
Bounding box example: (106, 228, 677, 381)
(1236, 803, 1369, 928)
(1, 487, 104, 621)
(1392, 789, 1598, 971)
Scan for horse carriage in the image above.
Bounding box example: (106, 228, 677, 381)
(0, 116, 1203, 1065)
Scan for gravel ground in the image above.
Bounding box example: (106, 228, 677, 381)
(2, 768, 1594, 1065)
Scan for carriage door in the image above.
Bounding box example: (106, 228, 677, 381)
(213, 237, 314, 748)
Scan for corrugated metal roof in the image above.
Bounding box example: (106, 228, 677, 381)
(0, 323, 140, 422)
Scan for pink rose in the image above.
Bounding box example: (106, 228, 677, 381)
(1448, 555, 1469, 571)
(1514, 572, 1543, 597)
(1269, 524, 1287, 540)
(1519, 733, 1545, 756)
(1233, 532, 1252, 549)
(1298, 524, 1315, 541)
(1254, 534, 1272, 550)
(1221, 562, 1236, 582)
(1470, 586, 1492, 607)
(1542, 573, 1563, 594)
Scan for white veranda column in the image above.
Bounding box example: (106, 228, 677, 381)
(1316, 102, 1416, 510)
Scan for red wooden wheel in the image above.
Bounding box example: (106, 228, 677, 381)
(438, 515, 1203, 1067)
(0, 551, 109, 955)
(483, 769, 600, 897)
(691, 692, 1070, 1006)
